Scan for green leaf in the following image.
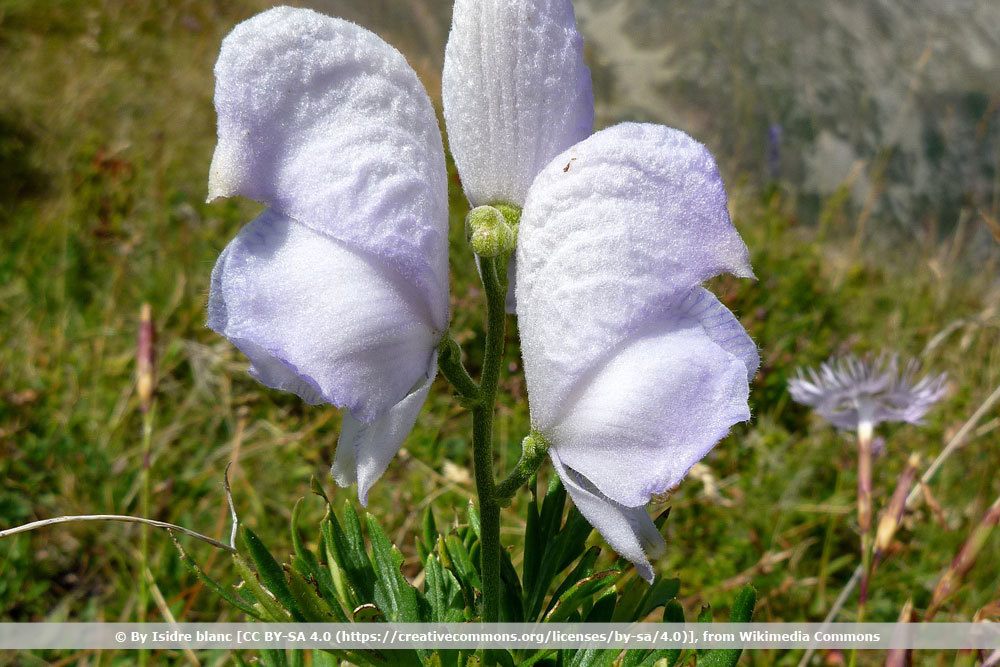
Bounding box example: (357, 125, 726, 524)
(366, 513, 421, 623)
(499, 546, 524, 623)
(322, 505, 376, 605)
(242, 527, 305, 621)
(232, 553, 291, 621)
(632, 599, 687, 667)
(698, 586, 756, 667)
(522, 481, 542, 600)
(527, 507, 593, 619)
(466, 500, 481, 539)
(170, 534, 265, 621)
(286, 565, 343, 622)
(638, 577, 681, 619)
(545, 570, 619, 623)
(424, 555, 465, 622)
(445, 533, 483, 593)
(544, 546, 601, 617)
(290, 499, 343, 615)
(585, 592, 617, 622)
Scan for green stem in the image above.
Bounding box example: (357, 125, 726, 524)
(473, 256, 507, 627)
(495, 433, 549, 503)
(138, 407, 153, 667)
(437, 335, 481, 405)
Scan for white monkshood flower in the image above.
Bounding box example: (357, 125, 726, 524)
(445, 0, 759, 581)
(206, 7, 449, 505)
(789, 353, 948, 431)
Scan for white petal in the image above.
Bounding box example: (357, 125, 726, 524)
(673, 288, 759, 380)
(210, 6, 448, 328)
(332, 355, 437, 506)
(443, 0, 594, 207)
(548, 325, 751, 508)
(550, 450, 664, 583)
(517, 123, 754, 424)
(208, 210, 437, 423)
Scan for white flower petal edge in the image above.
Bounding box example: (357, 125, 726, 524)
(332, 354, 438, 506)
(210, 6, 449, 321)
(517, 122, 756, 579)
(443, 0, 594, 208)
(550, 451, 664, 583)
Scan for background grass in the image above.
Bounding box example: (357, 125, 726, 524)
(1, 1, 999, 665)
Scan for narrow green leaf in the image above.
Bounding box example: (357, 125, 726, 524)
(544, 546, 601, 617)
(286, 565, 342, 622)
(242, 527, 305, 621)
(638, 577, 682, 619)
(499, 546, 524, 622)
(420, 505, 438, 553)
(170, 535, 264, 621)
(445, 533, 483, 591)
(466, 500, 481, 539)
(323, 506, 376, 604)
(545, 570, 619, 623)
(366, 513, 421, 623)
(425, 555, 465, 622)
(585, 591, 617, 622)
(633, 599, 688, 667)
(522, 483, 542, 601)
(232, 553, 291, 622)
(698, 586, 756, 667)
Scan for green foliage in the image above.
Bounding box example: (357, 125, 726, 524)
(175, 480, 757, 666)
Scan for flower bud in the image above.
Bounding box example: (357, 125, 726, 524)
(136, 303, 156, 413)
(466, 205, 517, 258)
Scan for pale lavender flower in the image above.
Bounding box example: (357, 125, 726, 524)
(789, 354, 948, 431)
(445, 0, 758, 581)
(206, 8, 449, 505)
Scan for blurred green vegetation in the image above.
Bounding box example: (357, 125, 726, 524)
(1, 1, 998, 665)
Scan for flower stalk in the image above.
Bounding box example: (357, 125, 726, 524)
(856, 418, 874, 615)
(471, 254, 508, 627)
(136, 303, 156, 667)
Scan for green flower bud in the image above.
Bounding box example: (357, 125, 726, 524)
(465, 205, 517, 258)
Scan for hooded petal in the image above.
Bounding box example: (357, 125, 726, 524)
(332, 354, 437, 505)
(550, 451, 664, 582)
(443, 0, 594, 207)
(210, 6, 448, 329)
(547, 324, 751, 508)
(208, 210, 438, 423)
(517, 123, 754, 428)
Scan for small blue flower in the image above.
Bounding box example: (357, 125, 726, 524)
(789, 353, 948, 431)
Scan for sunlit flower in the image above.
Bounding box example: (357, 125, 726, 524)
(788, 354, 948, 431)
(206, 7, 449, 505)
(445, 0, 759, 581)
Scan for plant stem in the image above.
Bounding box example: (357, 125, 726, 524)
(0, 514, 236, 552)
(139, 408, 154, 667)
(473, 256, 507, 627)
(495, 432, 549, 502)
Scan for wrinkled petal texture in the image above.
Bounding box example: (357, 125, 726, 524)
(210, 6, 449, 320)
(332, 354, 438, 506)
(517, 123, 754, 428)
(443, 0, 594, 207)
(517, 123, 756, 573)
(209, 211, 438, 423)
(550, 451, 664, 582)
